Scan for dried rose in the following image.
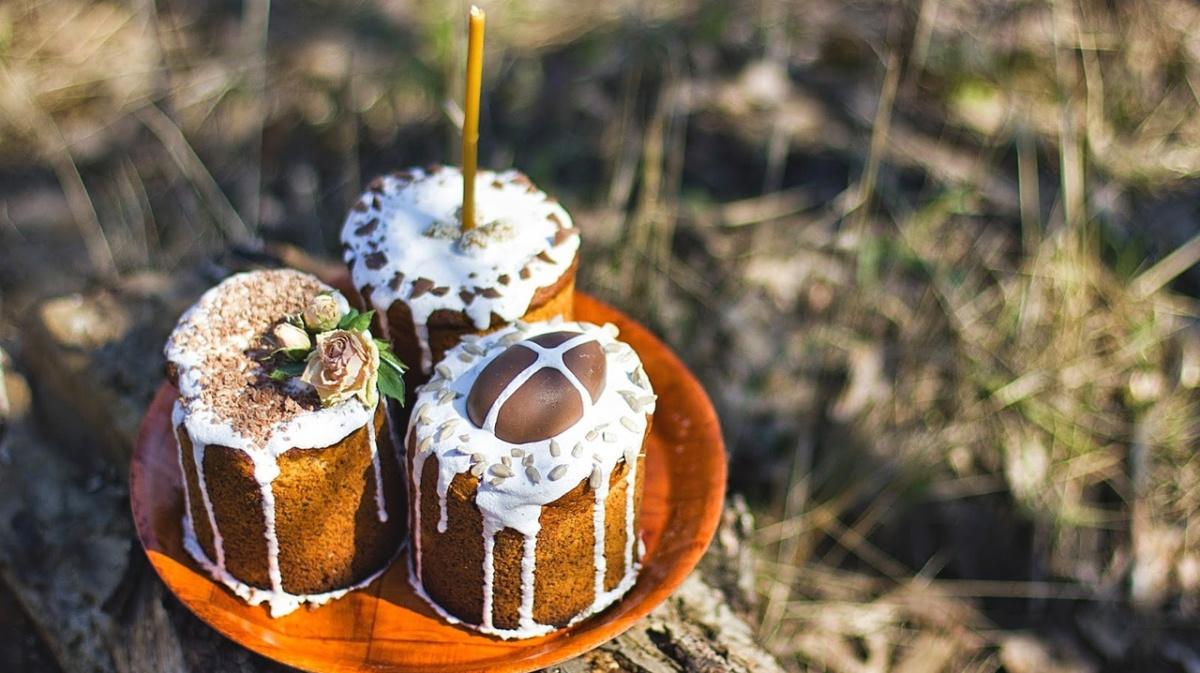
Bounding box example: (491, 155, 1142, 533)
(272, 322, 312, 352)
(303, 293, 343, 332)
(300, 329, 379, 408)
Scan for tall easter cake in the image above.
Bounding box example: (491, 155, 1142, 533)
(340, 165, 580, 384)
(405, 318, 656, 639)
(165, 269, 405, 617)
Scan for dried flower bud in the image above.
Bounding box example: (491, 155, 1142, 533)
(303, 293, 342, 332)
(272, 322, 311, 352)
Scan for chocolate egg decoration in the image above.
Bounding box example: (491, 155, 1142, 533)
(467, 331, 606, 443)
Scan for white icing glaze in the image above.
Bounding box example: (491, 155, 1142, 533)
(166, 270, 394, 617)
(341, 166, 580, 374)
(368, 420, 388, 522)
(406, 317, 656, 639)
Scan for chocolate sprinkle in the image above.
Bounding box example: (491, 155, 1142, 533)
(355, 218, 380, 236)
(431, 286, 451, 297)
(553, 228, 579, 246)
(364, 251, 388, 270)
(411, 278, 435, 298)
(388, 272, 405, 291)
(459, 289, 475, 305)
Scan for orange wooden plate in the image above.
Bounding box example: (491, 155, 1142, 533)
(130, 293, 726, 673)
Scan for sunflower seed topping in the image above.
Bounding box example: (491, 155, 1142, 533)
(526, 467, 541, 484)
(589, 465, 603, 489)
(549, 464, 569, 481)
(490, 464, 515, 478)
(549, 439, 562, 457)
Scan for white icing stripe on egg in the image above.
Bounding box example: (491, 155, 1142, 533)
(480, 332, 599, 434)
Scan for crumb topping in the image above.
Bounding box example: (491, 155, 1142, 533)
(166, 269, 336, 446)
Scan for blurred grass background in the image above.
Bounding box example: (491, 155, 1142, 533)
(5, 0, 1200, 670)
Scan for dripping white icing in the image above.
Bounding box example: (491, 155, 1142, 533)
(480, 517, 499, 631)
(368, 419, 388, 522)
(406, 318, 656, 639)
(166, 270, 396, 618)
(591, 458, 610, 601)
(341, 166, 581, 375)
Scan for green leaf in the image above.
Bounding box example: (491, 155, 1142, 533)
(269, 361, 306, 381)
(337, 308, 375, 333)
(272, 347, 312, 361)
(376, 346, 407, 404)
(377, 344, 406, 372)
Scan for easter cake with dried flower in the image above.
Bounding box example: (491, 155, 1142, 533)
(340, 165, 580, 388)
(164, 269, 408, 617)
(405, 318, 656, 639)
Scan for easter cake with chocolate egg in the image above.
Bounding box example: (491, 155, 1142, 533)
(164, 269, 408, 617)
(404, 318, 656, 639)
(340, 165, 580, 387)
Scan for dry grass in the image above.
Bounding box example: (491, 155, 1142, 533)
(5, 0, 1200, 671)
